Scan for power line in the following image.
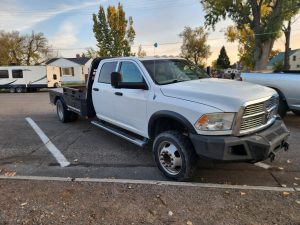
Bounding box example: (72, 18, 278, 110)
(51, 27, 300, 51)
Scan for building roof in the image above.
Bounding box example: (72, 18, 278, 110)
(268, 49, 299, 66)
(46, 57, 91, 65)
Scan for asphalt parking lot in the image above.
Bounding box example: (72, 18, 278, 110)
(0, 92, 300, 187)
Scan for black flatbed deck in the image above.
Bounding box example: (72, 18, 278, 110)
(49, 58, 104, 118)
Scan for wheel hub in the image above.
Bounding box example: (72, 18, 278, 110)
(158, 142, 182, 175)
(57, 102, 64, 120)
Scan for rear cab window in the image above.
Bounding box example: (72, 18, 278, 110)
(98, 62, 118, 84)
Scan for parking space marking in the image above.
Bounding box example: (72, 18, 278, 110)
(25, 117, 70, 167)
(254, 162, 272, 170)
(0, 175, 297, 192)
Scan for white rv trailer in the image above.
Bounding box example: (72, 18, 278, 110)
(0, 65, 61, 93)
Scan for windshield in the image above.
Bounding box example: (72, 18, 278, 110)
(142, 59, 209, 85)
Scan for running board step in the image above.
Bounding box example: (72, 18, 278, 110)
(91, 121, 148, 147)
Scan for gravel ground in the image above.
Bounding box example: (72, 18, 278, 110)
(0, 179, 299, 225)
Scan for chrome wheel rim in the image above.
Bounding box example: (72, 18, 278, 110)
(16, 87, 22, 93)
(158, 141, 182, 175)
(57, 102, 64, 120)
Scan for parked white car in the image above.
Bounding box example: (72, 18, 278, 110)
(241, 71, 300, 117)
(50, 57, 290, 181)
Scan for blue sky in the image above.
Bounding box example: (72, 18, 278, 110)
(0, 0, 299, 65)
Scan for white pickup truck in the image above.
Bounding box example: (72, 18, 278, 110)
(241, 71, 300, 118)
(49, 57, 290, 181)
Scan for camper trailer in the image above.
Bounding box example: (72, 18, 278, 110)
(0, 65, 61, 93)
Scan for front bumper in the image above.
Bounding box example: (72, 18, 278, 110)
(189, 118, 290, 162)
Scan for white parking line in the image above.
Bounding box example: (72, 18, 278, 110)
(25, 117, 70, 167)
(254, 162, 272, 170)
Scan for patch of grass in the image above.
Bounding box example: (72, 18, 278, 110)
(61, 82, 86, 88)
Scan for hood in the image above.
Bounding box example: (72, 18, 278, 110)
(160, 78, 276, 112)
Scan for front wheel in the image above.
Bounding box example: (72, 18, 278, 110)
(153, 131, 197, 181)
(9, 87, 15, 93)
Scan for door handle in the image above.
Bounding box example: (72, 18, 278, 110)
(115, 92, 123, 96)
(93, 88, 99, 92)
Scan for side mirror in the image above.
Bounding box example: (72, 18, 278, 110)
(111, 72, 122, 88)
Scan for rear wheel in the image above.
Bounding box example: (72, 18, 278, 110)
(153, 131, 197, 181)
(56, 99, 78, 123)
(15, 87, 24, 93)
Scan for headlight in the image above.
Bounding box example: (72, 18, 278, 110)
(195, 113, 235, 131)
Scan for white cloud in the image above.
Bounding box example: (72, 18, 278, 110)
(50, 21, 78, 49)
(0, 0, 105, 31)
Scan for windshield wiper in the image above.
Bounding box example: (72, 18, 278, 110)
(160, 79, 189, 85)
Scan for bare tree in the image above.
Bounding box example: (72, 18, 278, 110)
(0, 31, 52, 66)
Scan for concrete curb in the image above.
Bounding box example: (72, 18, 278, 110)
(0, 175, 298, 192)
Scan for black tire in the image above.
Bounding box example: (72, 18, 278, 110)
(292, 110, 300, 116)
(9, 87, 15, 93)
(153, 131, 197, 181)
(15, 87, 24, 93)
(278, 96, 288, 118)
(56, 99, 78, 123)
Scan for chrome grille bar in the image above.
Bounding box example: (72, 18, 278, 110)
(239, 95, 279, 135)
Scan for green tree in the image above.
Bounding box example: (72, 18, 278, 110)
(273, 60, 284, 71)
(201, 0, 300, 70)
(137, 45, 147, 57)
(179, 26, 211, 66)
(93, 3, 136, 57)
(226, 25, 255, 70)
(83, 47, 98, 58)
(216, 46, 230, 69)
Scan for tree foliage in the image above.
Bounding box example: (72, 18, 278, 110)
(83, 47, 98, 58)
(216, 46, 230, 69)
(93, 3, 136, 57)
(201, 0, 300, 70)
(0, 31, 51, 66)
(179, 26, 211, 66)
(137, 45, 147, 57)
(226, 25, 255, 70)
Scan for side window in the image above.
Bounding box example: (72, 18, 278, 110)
(119, 62, 144, 83)
(98, 62, 117, 84)
(12, 70, 23, 78)
(61, 67, 74, 76)
(0, 70, 9, 79)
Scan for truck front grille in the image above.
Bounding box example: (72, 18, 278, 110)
(239, 96, 279, 135)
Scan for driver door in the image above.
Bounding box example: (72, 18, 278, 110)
(112, 60, 150, 136)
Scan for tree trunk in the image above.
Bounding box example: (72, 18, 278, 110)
(254, 38, 274, 71)
(283, 20, 291, 71)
